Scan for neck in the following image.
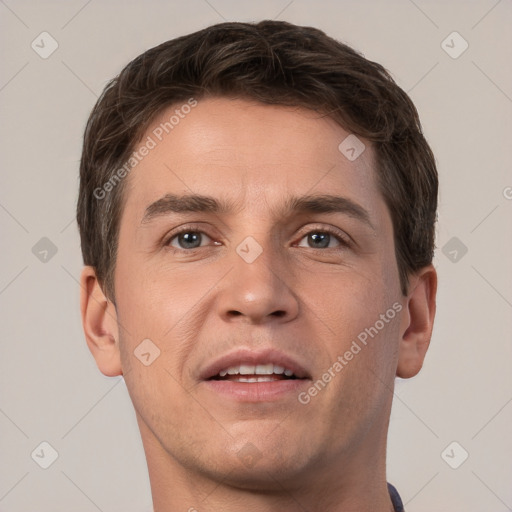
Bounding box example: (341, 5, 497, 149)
(138, 412, 396, 512)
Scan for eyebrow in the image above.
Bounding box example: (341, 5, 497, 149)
(140, 193, 375, 231)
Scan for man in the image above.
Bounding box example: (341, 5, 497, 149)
(77, 20, 437, 511)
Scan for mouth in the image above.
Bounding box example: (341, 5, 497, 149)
(208, 363, 301, 382)
(200, 348, 311, 402)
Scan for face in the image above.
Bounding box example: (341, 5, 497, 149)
(112, 97, 405, 489)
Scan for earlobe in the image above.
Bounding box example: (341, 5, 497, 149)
(396, 265, 437, 379)
(79, 266, 123, 377)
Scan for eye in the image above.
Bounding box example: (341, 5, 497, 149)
(296, 229, 351, 249)
(165, 229, 214, 250)
(163, 226, 351, 252)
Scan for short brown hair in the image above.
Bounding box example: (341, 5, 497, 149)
(77, 20, 438, 302)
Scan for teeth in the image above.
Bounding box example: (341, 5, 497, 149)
(255, 364, 274, 375)
(216, 363, 295, 377)
(239, 364, 255, 375)
(237, 376, 277, 382)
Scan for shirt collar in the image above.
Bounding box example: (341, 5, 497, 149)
(387, 482, 405, 512)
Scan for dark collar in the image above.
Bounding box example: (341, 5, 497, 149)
(387, 482, 405, 512)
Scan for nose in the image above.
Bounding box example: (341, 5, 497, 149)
(217, 238, 300, 325)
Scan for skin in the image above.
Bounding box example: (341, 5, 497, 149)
(80, 97, 437, 511)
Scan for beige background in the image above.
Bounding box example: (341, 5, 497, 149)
(1, 1, 511, 511)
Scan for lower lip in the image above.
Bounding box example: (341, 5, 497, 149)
(203, 379, 310, 402)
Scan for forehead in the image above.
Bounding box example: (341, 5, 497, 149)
(121, 97, 385, 225)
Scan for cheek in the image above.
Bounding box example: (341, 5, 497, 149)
(298, 260, 390, 332)
(114, 264, 196, 430)
(114, 251, 188, 337)
(113, 254, 219, 386)
(303, 258, 401, 380)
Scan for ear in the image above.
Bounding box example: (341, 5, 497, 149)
(79, 266, 122, 377)
(396, 264, 437, 379)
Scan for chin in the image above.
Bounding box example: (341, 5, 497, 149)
(212, 433, 313, 488)
(212, 458, 305, 491)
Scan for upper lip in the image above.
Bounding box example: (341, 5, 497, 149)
(199, 347, 312, 380)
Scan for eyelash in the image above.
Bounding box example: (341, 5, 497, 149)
(163, 224, 353, 252)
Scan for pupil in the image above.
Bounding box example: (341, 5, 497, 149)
(309, 232, 329, 248)
(179, 232, 201, 249)
(178, 232, 330, 249)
